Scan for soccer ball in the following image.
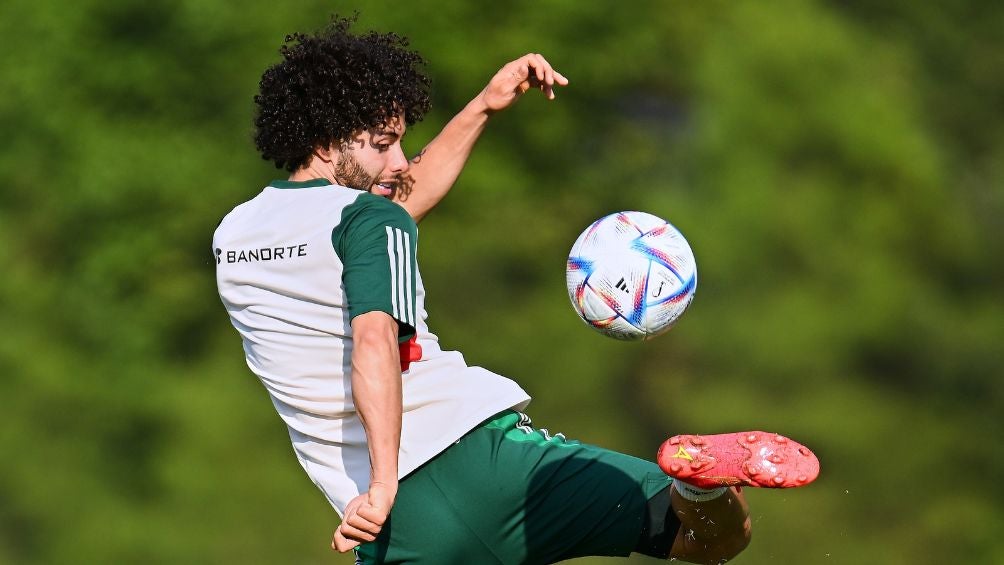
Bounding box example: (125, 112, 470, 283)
(566, 211, 697, 340)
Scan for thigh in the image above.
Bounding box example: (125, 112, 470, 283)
(356, 411, 671, 564)
(433, 412, 672, 564)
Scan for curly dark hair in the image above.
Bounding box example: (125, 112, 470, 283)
(253, 16, 432, 171)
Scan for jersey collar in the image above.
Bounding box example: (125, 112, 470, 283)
(269, 178, 333, 189)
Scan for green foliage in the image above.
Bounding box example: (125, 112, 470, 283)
(2, 0, 1001, 563)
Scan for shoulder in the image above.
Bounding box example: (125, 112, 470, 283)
(345, 193, 417, 231)
(333, 193, 417, 254)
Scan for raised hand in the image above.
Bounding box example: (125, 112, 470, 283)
(479, 53, 569, 112)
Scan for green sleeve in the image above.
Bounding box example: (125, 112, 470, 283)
(332, 194, 418, 341)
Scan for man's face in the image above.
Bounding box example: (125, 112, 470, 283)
(334, 114, 409, 198)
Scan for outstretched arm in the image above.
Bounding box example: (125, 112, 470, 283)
(393, 53, 568, 222)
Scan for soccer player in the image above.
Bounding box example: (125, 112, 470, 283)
(214, 16, 819, 564)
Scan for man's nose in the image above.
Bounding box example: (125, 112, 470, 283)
(390, 146, 410, 174)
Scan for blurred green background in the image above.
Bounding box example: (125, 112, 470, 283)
(2, 0, 1002, 563)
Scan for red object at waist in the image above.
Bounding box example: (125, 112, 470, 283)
(399, 335, 423, 372)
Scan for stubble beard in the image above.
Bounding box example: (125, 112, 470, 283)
(334, 151, 376, 191)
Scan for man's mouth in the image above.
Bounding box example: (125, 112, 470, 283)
(371, 181, 395, 197)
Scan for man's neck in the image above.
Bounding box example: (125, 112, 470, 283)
(289, 164, 335, 184)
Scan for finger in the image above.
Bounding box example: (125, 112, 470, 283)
(526, 53, 545, 82)
(534, 54, 555, 99)
(346, 513, 383, 536)
(332, 529, 361, 553)
(333, 533, 358, 552)
(339, 521, 379, 543)
(341, 496, 366, 518)
(533, 54, 551, 92)
(534, 53, 555, 86)
(532, 54, 567, 99)
(356, 505, 388, 527)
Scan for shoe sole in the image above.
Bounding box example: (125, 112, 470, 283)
(657, 431, 820, 489)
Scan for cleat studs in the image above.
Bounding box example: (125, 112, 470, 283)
(799, 447, 811, 456)
(669, 437, 681, 445)
(775, 435, 787, 443)
(773, 476, 785, 485)
(746, 433, 758, 443)
(692, 436, 706, 446)
(670, 463, 681, 473)
(769, 454, 785, 464)
(797, 475, 808, 483)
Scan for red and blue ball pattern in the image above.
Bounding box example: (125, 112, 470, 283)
(566, 211, 697, 340)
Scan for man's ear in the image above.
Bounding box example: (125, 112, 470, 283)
(314, 143, 339, 165)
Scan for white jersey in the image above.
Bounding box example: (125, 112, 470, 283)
(214, 179, 530, 515)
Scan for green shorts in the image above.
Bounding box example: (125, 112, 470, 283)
(355, 411, 673, 564)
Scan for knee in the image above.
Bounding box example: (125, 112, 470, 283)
(721, 517, 752, 561)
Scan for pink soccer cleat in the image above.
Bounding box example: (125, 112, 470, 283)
(657, 431, 820, 489)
